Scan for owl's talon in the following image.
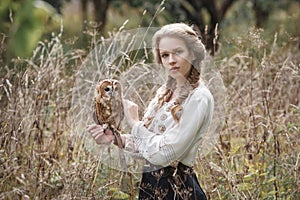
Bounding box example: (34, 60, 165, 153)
(102, 123, 108, 129)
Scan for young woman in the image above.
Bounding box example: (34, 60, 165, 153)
(88, 23, 214, 199)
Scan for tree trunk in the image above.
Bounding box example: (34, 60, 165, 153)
(81, 0, 88, 22)
(181, 0, 236, 55)
(253, 0, 270, 28)
(93, 0, 109, 33)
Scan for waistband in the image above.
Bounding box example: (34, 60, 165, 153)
(143, 161, 194, 175)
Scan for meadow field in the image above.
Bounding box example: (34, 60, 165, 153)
(0, 1, 299, 199)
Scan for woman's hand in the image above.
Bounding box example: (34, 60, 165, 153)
(87, 124, 115, 144)
(123, 99, 139, 128)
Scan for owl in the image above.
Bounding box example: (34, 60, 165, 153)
(93, 78, 124, 130)
(93, 79, 126, 170)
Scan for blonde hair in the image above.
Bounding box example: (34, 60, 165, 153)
(147, 23, 206, 124)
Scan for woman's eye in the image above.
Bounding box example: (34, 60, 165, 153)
(161, 53, 168, 58)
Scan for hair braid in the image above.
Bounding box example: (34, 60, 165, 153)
(170, 66, 200, 122)
(158, 76, 176, 108)
(144, 76, 176, 128)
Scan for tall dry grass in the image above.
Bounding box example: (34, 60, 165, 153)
(0, 26, 299, 200)
(197, 29, 300, 199)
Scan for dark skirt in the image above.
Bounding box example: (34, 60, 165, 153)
(138, 162, 207, 200)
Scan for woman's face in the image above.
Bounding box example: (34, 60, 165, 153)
(158, 37, 194, 81)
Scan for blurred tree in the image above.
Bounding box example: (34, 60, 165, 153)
(251, 0, 298, 28)
(62, 0, 300, 35)
(252, 0, 270, 28)
(125, 0, 237, 55)
(125, 0, 300, 53)
(80, 0, 112, 32)
(43, 0, 64, 13)
(177, 0, 237, 54)
(0, 0, 61, 62)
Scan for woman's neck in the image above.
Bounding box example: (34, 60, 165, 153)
(171, 80, 188, 100)
(175, 76, 187, 88)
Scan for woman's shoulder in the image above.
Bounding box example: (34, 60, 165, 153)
(157, 84, 167, 94)
(189, 82, 213, 102)
(153, 84, 167, 99)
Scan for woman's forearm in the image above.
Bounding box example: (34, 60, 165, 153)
(113, 134, 126, 148)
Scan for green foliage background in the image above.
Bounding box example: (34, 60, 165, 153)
(0, 0, 61, 61)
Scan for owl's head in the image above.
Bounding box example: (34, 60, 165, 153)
(94, 79, 122, 102)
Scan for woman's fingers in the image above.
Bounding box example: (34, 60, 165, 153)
(87, 124, 115, 144)
(92, 131, 102, 138)
(87, 124, 103, 132)
(94, 132, 115, 144)
(94, 132, 104, 140)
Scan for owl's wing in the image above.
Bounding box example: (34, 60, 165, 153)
(95, 100, 107, 125)
(111, 98, 124, 130)
(93, 109, 100, 125)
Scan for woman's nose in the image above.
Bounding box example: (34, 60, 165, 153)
(168, 54, 176, 64)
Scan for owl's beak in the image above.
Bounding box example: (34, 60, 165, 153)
(112, 91, 117, 97)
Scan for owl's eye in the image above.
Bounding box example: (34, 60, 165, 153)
(104, 87, 110, 92)
(114, 87, 118, 92)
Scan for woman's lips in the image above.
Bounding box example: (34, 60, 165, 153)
(170, 67, 180, 72)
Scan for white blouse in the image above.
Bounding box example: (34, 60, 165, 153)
(124, 82, 214, 167)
